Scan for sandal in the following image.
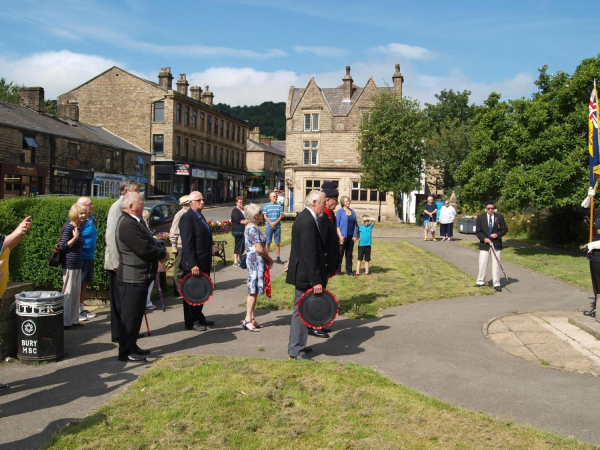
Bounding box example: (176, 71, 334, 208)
(242, 321, 260, 332)
(251, 319, 264, 328)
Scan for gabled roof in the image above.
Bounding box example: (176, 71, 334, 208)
(246, 139, 286, 157)
(60, 66, 163, 95)
(0, 101, 147, 153)
(270, 141, 286, 157)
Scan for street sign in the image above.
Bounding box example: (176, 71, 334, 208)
(248, 187, 259, 192)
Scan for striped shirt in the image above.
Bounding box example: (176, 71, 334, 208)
(59, 222, 84, 270)
(263, 203, 283, 229)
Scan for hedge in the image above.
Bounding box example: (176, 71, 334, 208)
(0, 196, 114, 291)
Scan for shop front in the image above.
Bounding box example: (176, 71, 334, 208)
(190, 168, 205, 194)
(0, 163, 48, 199)
(91, 171, 124, 198)
(205, 170, 218, 204)
(125, 174, 150, 198)
(153, 163, 191, 197)
(51, 167, 92, 197)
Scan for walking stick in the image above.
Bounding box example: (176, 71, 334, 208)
(489, 242, 508, 281)
(143, 311, 151, 336)
(156, 273, 165, 312)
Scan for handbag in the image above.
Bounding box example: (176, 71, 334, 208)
(240, 254, 247, 269)
(232, 230, 245, 237)
(48, 223, 67, 267)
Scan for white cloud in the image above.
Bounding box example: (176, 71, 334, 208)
(0, 50, 118, 99)
(293, 46, 348, 58)
(369, 43, 437, 60)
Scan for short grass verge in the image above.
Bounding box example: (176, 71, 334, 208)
(258, 241, 492, 318)
(43, 355, 594, 450)
(459, 240, 591, 291)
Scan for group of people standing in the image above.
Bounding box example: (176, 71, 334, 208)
(423, 195, 457, 242)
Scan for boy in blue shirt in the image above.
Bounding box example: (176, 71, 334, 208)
(356, 215, 375, 276)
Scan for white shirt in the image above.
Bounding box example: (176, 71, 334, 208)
(439, 205, 456, 224)
(306, 207, 318, 225)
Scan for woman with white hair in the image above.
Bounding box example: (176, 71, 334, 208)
(243, 203, 273, 331)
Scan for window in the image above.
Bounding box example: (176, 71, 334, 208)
(220, 120, 224, 137)
(241, 155, 245, 169)
(351, 181, 385, 202)
(105, 150, 114, 171)
(213, 146, 217, 162)
(219, 147, 223, 164)
(303, 141, 318, 165)
(184, 138, 189, 157)
(192, 140, 196, 159)
(192, 110, 197, 128)
(242, 128, 245, 142)
(207, 115, 212, 132)
(214, 117, 219, 135)
(176, 104, 181, 123)
(200, 112, 205, 130)
(304, 113, 319, 131)
(184, 106, 189, 126)
(237, 126, 240, 142)
(153, 134, 164, 154)
(199, 142, 204, 160)
(226, 122, 230, 139)
(156, 180, 171, 194)
(176, 136, 181, 156)
(225, 149, 229, 166)
(236, 152, 239, 168)
(278, 160, 281, 171)
(206, 144, 211, 162)
(270, 159, 273, 170)
(137, 161, 144, 176)
(154, 101, 164, 121)
(67, 142, 78, 159)
(305, 179, 321, 196)
(22, 136, 37, 164)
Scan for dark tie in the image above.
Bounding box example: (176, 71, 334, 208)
(488, 215, 493, 236)
(199, 213, 212, 237)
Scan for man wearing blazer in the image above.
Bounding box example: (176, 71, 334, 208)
(286, 190, 328, 359)
(179, 191, 215, 331)
(116, 192, 168, 362)
(475, 199, 508, 292)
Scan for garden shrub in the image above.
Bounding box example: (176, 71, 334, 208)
(0, 196, 114, 291)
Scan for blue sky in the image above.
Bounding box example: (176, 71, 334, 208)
(0, 0, 596, 106)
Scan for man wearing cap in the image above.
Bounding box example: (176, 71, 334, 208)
(287, 190, 328, 359)
(474, 200, 508, 292)
(169, 195, 191, 295)
(179, 191, 215, 331)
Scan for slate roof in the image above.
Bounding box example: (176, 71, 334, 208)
(246, 139, 286, 157)
(290, 84, 393, 117)
(270, 141, 286, 157)
(0, 101, 147, 153)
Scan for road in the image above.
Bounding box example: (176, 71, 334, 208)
(203, 198, 269, 221)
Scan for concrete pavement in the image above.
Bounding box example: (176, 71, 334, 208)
(1, 233, 600, 448)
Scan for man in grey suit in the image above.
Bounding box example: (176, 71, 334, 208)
(104, 180, 139, 342)
(116, 192, 168, 361)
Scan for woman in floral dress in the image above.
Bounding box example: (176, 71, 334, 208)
(243, 203, 273, 331)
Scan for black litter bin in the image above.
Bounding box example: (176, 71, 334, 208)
(15, 291, 64, 363)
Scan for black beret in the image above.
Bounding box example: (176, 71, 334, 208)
(321, 182, 339, 198)
(484, 199, 495, 206)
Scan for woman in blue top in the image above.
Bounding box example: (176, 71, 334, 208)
(336, 196, 358, 275)
(59, 203, 87, 329)
(77, 197, 97, 321)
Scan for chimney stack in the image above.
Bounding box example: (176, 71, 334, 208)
(342, 66, 353, 100)
(19, 87, 45, 113)
(158, 67, 173, 90)
(57, 101, 79, 122)
(259, 137, 272, 147)
(201, 85, 214, 106)
(249, 127, 260, 142)
(392, 63, 404, 99)
(176, 74, 189, 96)
(190, 85, 203, 101)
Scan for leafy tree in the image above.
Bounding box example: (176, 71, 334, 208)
(358, 93, 427, 209)
(424, 89, 476, 191)
(45, 99, 57, 115)
(455, 55, 600, 211)
(215, 101, 286, 140)
(0, 77, 22, 104)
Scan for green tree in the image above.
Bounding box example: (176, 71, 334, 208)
(455, 55, 600, 211)
(215, 101, 286, 140)
(358, 93, 427, 209)
(0, 78, 22, 104)
(45, 99, 57, 115)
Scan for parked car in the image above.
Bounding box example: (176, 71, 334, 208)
(143, 201, 182, 233)
(145, 195, 179, 204)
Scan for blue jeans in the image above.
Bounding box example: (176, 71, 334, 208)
(265, 226, 281, 244)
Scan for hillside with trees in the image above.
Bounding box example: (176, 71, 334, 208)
(215, 101, 286, 141)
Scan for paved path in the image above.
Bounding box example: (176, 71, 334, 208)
(1, 234, 599, 448)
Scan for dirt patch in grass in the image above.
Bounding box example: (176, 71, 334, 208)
(43, 355, 594, 449)
(259, 241, 493, 318)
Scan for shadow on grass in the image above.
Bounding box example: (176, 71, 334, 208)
(43, 414, 108, 448)
(338, 293, 388, 319)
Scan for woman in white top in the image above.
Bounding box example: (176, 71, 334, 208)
(439, 200, 457, 241)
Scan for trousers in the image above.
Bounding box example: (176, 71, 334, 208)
(477, 249, 502, 287)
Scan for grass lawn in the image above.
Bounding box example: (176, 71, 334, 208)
(459, 241, 591, 291)
(43, 355, 594, 450)
(257, 241, 493, 318)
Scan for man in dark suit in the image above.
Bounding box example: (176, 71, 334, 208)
(287, 190, 328, 359)
(474, 199, 508, 292)
(179, 191, 215, 331)
(116, 192, 168, 362)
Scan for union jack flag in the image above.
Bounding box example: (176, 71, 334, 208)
(589, 80, 600, 187)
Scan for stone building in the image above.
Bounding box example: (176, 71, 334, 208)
(0, 87, 150, 199)
(284, 64, 403, 219)
(58, 67, 250, 203)
(246, 127, 285, 195)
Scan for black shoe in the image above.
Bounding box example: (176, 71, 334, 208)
(494, 286, 502, 292)
(0, 384, 8, 392)
(302, 347, 313, 353)
(289, 355, 310, 360)
(308, 329, 330, 338)
(198, 320, 215, 327)
(186, 324, 207, 331)
(118, 353, 147, 362)
(584, 308, 596, 317)
(473, 284, 483, 288)
(321, 328, 331, 333)
(275, 259, 284, 264)
(72, 323, 84, 327)
(134, 346, 151, 355)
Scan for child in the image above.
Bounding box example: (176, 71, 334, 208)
(356, 215, 375, 276)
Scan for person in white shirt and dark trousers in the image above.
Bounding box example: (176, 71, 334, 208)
(474, 200, 508, 292)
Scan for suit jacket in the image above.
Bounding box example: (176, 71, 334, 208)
(286, 208, 328, 290)
(116, 213, 166, 284)
(104, 197, 123, 270)
(318, 209, 339, 277)
(169, 207, 187, 249)
(179, 208, 213, 274)
(475, 213, 508, 251)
